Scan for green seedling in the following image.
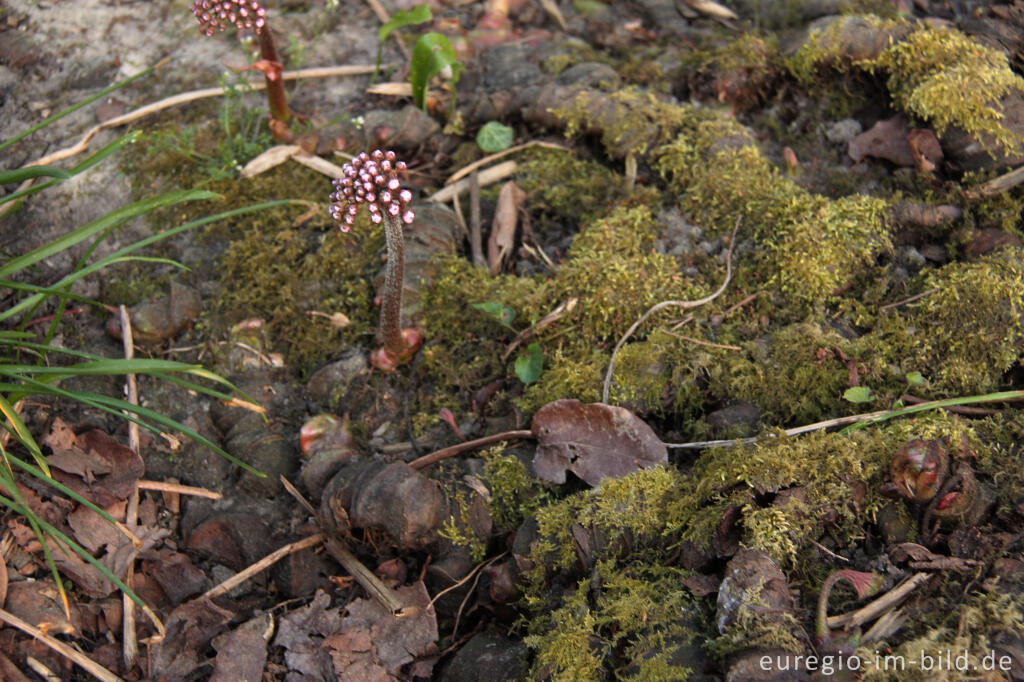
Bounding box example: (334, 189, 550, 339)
(410, 32, 463, 113)
(515, 342, 544, 385)
(375, 5, 433, 83)
(842, 385, 873, 403)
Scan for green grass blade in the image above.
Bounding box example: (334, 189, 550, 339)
(0, 279, 107, 311)
(0, 393, 46, 470)
(0, 199, 292, 325)
(0, 62, 157, 153)
(0, 188, 215, 280)
(0, 166, 71, 185)
(5, 376, 264, 477)
(0, 492, 146, 609)
(839, 389, 1024, 434)
(0, 131, 140, 208)
(6, 453, 124, 529)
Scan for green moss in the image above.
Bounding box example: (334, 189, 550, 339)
(553, 205, 708, 340)
(216, 190, 382, 371)
(518, 346, 606, 416)
(526, 562, 702, 681)
(516, 148, 631, 231)
(438, 487, 488, 563)
(556, 87, 698, 159)
(862, 25, 1024, 156)
(696, 34, 782, 109)
(528, 465, 683, 573)
(715, 322, 850, 424)
(657, 111, 893, 309)
(482, 449, 554, 530)
(901, 247, 1024, 394)
(420, 255, 546, 399)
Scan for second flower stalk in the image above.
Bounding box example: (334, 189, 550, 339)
(330, 150, 423, 371)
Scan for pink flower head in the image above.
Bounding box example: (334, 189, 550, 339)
(191, 0, 267, 36)
(329, 150, 415, 232)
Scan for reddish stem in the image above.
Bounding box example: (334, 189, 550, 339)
(258, 25, 289, 123)
(408, 430, 535, 470)
(380, 213, 406, 355)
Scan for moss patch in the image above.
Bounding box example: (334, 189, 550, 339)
(862, 24, 1024, 156)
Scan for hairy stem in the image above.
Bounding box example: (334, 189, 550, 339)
(258, 26, 290, 123)
(380, 213, 406, 354)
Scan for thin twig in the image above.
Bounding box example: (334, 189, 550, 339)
(811, 539, 850, 563)
(407, 430, 534, 470)
(323, 537, 409, 615)
(427, 553, 505, 612)
(826, 572, 931, 630)
(660, 330, 742, 351)
(445, 141, 570, 186)
(661, 408, 900, 449)
(201, 534, 324, 602)
(429, 161, 517, 203)
(603, 216, 741, 403)
(963, 164, 1024, 199)
(117, 305, 139, 668)
(19, 64, 387, 170)
(879, 287, 938, 312)
(501, 297, 578, 361)
(280, 475, 318, 517)
(662, 390, 1024, 449)
(0, 608, 123, 682)
(469, 170, 485, 267)
(135, 480, 222, 500)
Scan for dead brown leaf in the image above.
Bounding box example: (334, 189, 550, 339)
(487, 181, 525, 275)
(531, 399, 668, 485)
(330, 581, 438, 680)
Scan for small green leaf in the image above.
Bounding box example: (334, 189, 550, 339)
(905, 371, 925, 386)
(375, 5, 433, 82)
(476, 121, 514, 153)
(471, 302, 515, 326)
(843, 386, 874, 403)
(379, 5, 433, 42)
(514, 343, 543, 384)
(409, 32, 463, 110)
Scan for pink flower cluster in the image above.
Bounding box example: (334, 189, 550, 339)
(190, 0, 266, 36)
(330, 150, 415, 232)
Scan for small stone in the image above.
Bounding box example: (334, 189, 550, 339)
(825, 118, 862, 145)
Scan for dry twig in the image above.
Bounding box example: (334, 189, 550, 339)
(0, 608, 123, 682)
(602, 216, 741, 403)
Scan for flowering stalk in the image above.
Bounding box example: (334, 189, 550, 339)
(330, 150, 423, 371)
(190, 0, 291, 125)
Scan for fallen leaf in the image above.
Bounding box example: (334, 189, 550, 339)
(209, 612, 273, 682)
(44, 425, 144, 508)
(848, 115, 916, 166)
(329, 581, 438, 679)
(531, 400, 668, 485)
(487, 181, 525, 275)
(153, 598, 235, 680)
(241, 144, 301, 178)
(274, 590, 346, 681)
